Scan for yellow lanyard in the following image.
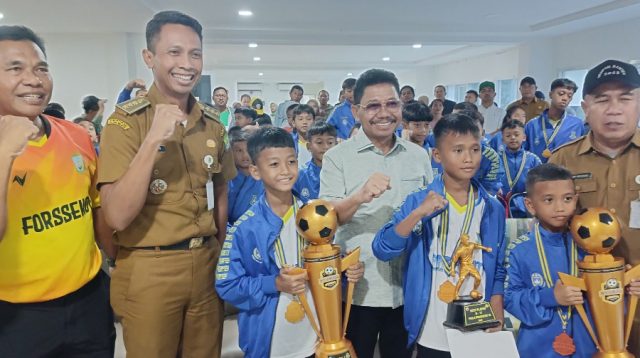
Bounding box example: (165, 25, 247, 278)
(534, 222, 577, 330)
(274, 201, 305, 268)
(502, 150, 528, 191)
(541, 113, 564, 150)
(439, 186, 475, 275)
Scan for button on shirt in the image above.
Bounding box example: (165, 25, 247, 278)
(320, 131, 433, 307)
(549, 130, 640, 265)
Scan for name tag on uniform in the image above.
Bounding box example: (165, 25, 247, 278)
(630, 200, 640, 229)
(206, 178, 215, 211)
(572, 173, 592, 180)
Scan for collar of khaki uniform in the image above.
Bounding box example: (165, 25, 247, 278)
(577, 129, 640, 155)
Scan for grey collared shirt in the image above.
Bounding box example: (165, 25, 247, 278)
(320, 131, 433, 307)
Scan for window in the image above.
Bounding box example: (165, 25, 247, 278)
(560, 69, 588, 119)
(445, 79, 517, 107)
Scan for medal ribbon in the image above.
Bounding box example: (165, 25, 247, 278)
(439, 186, 476, 275)
(541, 112, 564, 151)
(534, 222, 577, 330)
(274, 200, 305, 268)
(503, 151, 528, 191)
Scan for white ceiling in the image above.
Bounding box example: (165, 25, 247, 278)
(2, 0, 640, 71)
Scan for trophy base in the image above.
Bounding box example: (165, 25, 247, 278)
(593, 352, 634, 358)
(443, 299, 501, 331)
(316, 339, 357, 358)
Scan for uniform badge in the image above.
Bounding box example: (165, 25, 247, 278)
(252, 247, 263, 263)
(534, 137, 540, 146)
(249, 195, 257, 206)
(413, 221, 423, 235)
(206, 139, 216, 148)
(301, 188, 310, 199)
(531, 273, 544, 287)
(635, 175, 640, 185)
(599, 278, 623, 304)
(342, 117, 348, 126)
(71, 154, 85, 173)
(570, 131, 576, 139)
(319, 266, 339, 290)
(149, 179, 168, 194)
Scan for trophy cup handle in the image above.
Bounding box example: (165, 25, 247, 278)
(623, 264, 640, 345)
(558, 272, 602, 351)
(340, 247, 361, 336)
(288, 267, 323, 340)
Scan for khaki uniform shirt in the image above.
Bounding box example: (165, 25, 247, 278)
(97, 85, 236, 247)
(508, 98, 549, 122)
(549, 130, 640, 264)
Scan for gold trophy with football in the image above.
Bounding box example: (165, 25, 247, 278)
(291, 199, 360, 358)
(437, 234, 501, 330)
(558, 208, 640, 358)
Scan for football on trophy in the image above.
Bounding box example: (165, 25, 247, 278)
(570, 207, 621, 254)
(296, 199, 338, 245)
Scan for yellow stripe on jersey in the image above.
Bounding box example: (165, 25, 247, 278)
(0, 116, 102, 303)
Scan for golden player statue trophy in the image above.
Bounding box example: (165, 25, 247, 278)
(437, 234, 501, 331)
(557, 208, 640, 358)
(291, 199, 360, 358)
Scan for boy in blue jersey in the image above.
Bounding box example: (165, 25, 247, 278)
(293, 121, 337, 202)
(227, 126, 264, 226)
(291, 104, 314, 168)
(373, 113, 506, 358)
(498, 120, 542, 217)
(216, 126, 363, 358)
(524, 79, 586, 163)
(327, 78, 357, 140)
(489, 105, 527, 154)
(401, 101, 433, 151)
(504, 164, 595, 357)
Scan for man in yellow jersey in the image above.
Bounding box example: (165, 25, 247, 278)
(0, 26, 116, 357)
(98, 11, 235, 358)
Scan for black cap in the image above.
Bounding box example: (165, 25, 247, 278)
(520, 76, 536, 86)
(582, 59, 640, 98)
(82, 95, 100, 112)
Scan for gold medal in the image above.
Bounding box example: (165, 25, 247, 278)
(552, 332, 576, 356)
(438, 280, 456, 303)
(542, 149, 552, 158)
(284, 299, 305, 323)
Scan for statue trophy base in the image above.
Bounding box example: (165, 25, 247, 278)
(443, 296, 501, 332)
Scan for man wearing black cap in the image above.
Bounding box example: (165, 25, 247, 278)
(508, 76, 549, 121)
(549, 59, 640, 356)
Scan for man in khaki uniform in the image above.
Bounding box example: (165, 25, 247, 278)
(550, 59, 640, 356)
(507, 76, 550, 122)
(97, 11, 235, 358)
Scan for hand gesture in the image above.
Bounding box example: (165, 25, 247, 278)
(345, 261, 364, 283)
(415, 191, 448, 218)
(626, 265, 640, 297)
(148, 104, 185, 143)
(126, 79, 146, 90)
(553, 279, 584, 306)
(357, 173, 391, 204)
(0, 115, 39, 157)
(276, 267, 308, 295)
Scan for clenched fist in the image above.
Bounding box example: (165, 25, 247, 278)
(276, 267, 308, 295)
(0, 115, 39, 158)
(415, 191, 448, 218)
(357, 172, 391, 204)
(148, 104, 185, 143)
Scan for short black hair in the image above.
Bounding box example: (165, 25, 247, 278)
(353, 69, 400, 105)
(434, 85, 446, 93)
(400, 85, 415, 96)
(212, 87, 228, 94)
(458, 109, 484, 128)
(256, 115, 272, 126)
(228, 126, 250, 146)
(82, 95, 100, 113)
(500, 119, 525, 132)
(520, 76, 536, 86)
(433, 113, 480, 147)
(307, 121, 337, 140)
(466, 90, 479, 97)
(146, 11, 202, 52)
(43, 102, 65, 119)
(429, 98, 444, 108)
(550, 78, 578, 93)
(247, 126, 295, 164)
(290, 85, 304, 94)
(402, 101, 432, 122)
(286, 103, 299, 114)
(342, 78, 357, 90)
(0, 26, 46, 57)
(240, 94, 251, 100)
(453, 102, 478, 113)
(525, 163, 574, 195)
(234, 107, 258, 120)
(292, 104, 315, 119)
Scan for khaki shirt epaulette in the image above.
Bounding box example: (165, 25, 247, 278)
(551, 134, 586, 154)
(198, 102, 221, 122)
(115, 97, 151, 116)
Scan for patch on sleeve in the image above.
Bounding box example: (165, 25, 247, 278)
(106, 117, 131, 130)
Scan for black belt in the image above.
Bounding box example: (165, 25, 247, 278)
(136, 236, 211, 251)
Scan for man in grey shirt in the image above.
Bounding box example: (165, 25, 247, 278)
(320, 69, 433, 358)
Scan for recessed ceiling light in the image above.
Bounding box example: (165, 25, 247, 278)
(347, 72, 353, 76)
(238, 10, 253, 16)
(258, 72, 264, 76)
(248, 43, 258, 48)
(253, 57, 261, 61)
(412, 44, 422, 49)
(0, 13, 4, 20)
(382, 57, 390, 61)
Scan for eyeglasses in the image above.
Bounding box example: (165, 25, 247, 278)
(357, 99, 401, 116)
